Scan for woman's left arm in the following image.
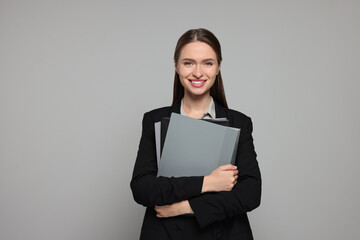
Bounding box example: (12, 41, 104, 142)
(189, 116, 261, 227)
(155, 116, 261, 228)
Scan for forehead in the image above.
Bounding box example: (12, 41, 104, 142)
(179, 41, 217, 60)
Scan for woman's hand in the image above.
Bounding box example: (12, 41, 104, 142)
(155, 200, 194, 218)
(154, 165, 238, 218)
(202, 164, 238, 193)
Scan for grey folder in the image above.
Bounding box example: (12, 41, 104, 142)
(157, 113, 240, 177)
(154, 117, 230, 167)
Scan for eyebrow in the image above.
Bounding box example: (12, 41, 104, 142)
(181, 58, 216, 62)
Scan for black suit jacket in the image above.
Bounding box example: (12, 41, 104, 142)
(131, 100, 261, 240)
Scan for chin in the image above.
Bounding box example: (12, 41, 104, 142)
(186, 89, 210, 97)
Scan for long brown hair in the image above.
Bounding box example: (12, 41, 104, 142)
(172, 28, 228, 108)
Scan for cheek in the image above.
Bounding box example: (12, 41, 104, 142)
(178, 69, 189, 86)
(178, 67, 192, 78)
(206, 69, 219, 79)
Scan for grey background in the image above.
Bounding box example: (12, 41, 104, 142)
(1, 0, 359, 239)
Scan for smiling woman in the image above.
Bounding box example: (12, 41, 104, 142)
(176, 42, 220, 101)
(130, 28, 261, 240)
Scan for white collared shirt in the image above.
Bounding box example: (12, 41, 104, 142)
(180, 96, 216, 119)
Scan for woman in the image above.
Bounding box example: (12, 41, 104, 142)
(131, 28, 261, 240)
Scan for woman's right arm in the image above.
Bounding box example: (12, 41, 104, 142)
(130, 112, 204, 207)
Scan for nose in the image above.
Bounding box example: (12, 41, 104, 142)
(192, 65, 203, 78)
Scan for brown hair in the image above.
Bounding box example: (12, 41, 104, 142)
(172, 28, 228, 108)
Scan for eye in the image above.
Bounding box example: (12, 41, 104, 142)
(184, 62, 193, 66)
(205, 62, 213, 66)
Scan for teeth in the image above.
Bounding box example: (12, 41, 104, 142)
(192, 81, 204, 84)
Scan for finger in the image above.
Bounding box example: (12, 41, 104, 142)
(154, 206, 162, 213)
(218, 165, 228, 170)
(223, 166, 237, 171)
(226, 164, 237, 169)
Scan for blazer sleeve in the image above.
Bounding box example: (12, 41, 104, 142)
(130, 112, 204, 207)
(188, 116, 262, 228)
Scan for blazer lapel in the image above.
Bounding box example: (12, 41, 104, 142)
(214, 100, 233, 126)
(214, 100, 227, 118)
(167, 101, 181, 117)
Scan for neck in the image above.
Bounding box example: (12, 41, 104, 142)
(182, 93, 211, 117)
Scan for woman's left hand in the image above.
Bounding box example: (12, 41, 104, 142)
(155, 200, 194, 218)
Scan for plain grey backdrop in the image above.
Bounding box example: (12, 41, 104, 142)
(1, 0, 359, 239)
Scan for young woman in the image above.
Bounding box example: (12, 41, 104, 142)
(131, 28, 261, 240)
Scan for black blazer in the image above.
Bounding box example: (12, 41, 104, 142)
(131, 100, 261, 240)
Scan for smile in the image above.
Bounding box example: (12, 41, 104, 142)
(189, 79, 207, 87)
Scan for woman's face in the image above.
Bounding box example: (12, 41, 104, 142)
(175, 41, 221, 98)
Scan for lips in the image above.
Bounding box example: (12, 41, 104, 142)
(189, 79, 207, 88)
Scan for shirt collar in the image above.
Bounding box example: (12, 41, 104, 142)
(180, 96, 216, 119)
